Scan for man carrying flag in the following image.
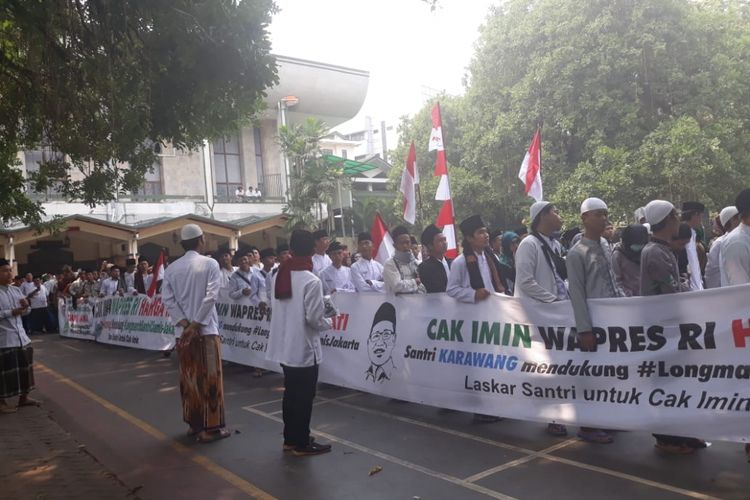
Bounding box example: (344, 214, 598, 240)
(371, 213, 395, 265)
(518, 127, 543, 202)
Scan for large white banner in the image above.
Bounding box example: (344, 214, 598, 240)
(59, 286, 750, 442)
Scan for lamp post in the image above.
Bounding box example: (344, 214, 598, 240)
(277, 95, 299, 203)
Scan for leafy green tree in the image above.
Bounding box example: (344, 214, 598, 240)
(1, 0, 278, 225)
(278, 118, 350, 231)
(396, 0, 750, 228)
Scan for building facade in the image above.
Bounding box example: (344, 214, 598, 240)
(2, 55, 369, 275)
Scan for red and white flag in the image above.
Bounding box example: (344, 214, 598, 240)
(429, 103, 451, 200)
(400, 142, 419, 224)
(436, 199, 458, 259)
(429, 103, 457, 259)
(147, 250, 165, 298)
(518, 128, 543, 202)
(371, 213, 394, 264)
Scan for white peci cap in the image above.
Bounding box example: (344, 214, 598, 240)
(644, 200, 675, 226)
(530, 201, 552, 225)
(180, 223, 204, 241)
(580, 197, 608, 214)
(719, 206, 739, 228)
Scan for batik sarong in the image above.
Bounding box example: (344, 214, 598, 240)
(178, 335, 225, 433)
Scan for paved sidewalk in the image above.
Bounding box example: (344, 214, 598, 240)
(0, 403, 137, 500)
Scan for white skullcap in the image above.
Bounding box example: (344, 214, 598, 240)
(644, 200, 674, 225)
(180, 223, 204, 241)
(580, 197, 608, 214)
(719, 206, 739, 228)
(530, 201, 552, 224)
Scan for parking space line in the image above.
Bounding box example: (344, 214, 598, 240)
(267, 392, 361, 416)
(320, 397, 721, 499)
(463, 439, 577, 482)
(245, 406, 519, 500)
(38, 363, 278, 500)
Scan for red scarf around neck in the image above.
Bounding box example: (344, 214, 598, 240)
(274, 255, 313, 299)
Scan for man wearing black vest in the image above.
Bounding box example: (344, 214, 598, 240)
(417, 225, 452, 293)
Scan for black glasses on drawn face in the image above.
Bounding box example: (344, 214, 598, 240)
(369, 329, 395, 343)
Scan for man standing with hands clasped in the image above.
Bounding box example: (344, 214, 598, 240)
(566, 198, 624, 445)
(267, 229, 334, 456)
(447, 215, 506, 302)
(0, 258, 40, 413)
(162, 224, 230, 443)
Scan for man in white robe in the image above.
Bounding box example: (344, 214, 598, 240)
(319, 241, 356, 295)
(350, 232, 385, 293)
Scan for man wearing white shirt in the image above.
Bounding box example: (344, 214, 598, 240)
(267, 229, 333, 456)
(721, 188, 750, 287)
(162, 224, 229, 444)
(131, 258, 153, 295)
(350, 232, 385, 293)
(0, 258, 38, 412)
(705, 206, 740, 288)
(228, 255, 264, 305)
(311, 230, 332, 276)
(720, 188, 750, 465)
(217, 251, 236, 286)
(319, 241, 356, 295)
(447, 215, 506, 303)
(257, 248, 277, 304)
(99, 267, 124, 297)
(514, 201, 568, 303)
(28, 277, 53, 334)
(123, 258, 137, 293)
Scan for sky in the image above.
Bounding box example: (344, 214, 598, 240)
(269, 0, 498, 133)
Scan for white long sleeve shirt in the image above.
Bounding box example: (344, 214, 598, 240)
(29, 284, 48, 309)
(0, 285, 31, 348)
(705, 234, 727, 289)
(99, 278, 121, 297)
(350, 258, 385, 293)
(686, 229, 704, 291)
(447, 252, 495, 303)
(266, 270, 332, 367)
(312, 253, 332, 276)
(162, 250, 222, 338)
(319, 265, 356, 295)
(514, 234, 567, 303)
(721, 223, 750, 286)
(228, 268, 265, 305)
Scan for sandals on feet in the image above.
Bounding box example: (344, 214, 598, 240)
(547, 423, 568, 437)
(577, 429, 613, 444)
(197, 428, 231, 443)
(17, 397, 41, 408)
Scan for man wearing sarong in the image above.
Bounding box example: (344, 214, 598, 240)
(162, 224, 229, 443)
(0, 258, 40, 413)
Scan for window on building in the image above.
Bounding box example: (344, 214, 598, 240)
(134, 159, 163, 196)
(341, 149, 348, 159)
(24, 149, 65, 198)
(321, 148, 333, 156)
(253, 127, 264, 189)
(213, 134, 242, 199)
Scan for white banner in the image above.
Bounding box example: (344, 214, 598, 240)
(58, 286, 750, 443)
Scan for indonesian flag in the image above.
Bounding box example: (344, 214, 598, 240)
(429, 103, 457, 258)
(436, 200, 458, 259)
(518, 128, 543, 202)
(400, 142, 419, 224)
(147, 250, 165, 298)
(429, 103, 451, 200)
(371, 213, 394, 264)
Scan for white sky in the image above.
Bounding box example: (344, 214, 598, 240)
(269, 0, 497, 133)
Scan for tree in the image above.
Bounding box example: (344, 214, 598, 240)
(277, 118, 351, 231)
(1, 0, 278, 226)
(395, 0, 750, 228)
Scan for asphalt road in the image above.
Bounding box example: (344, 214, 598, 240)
(28, 335, 750, 500)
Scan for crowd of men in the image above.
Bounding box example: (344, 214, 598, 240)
(2, 187, 749, 460)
